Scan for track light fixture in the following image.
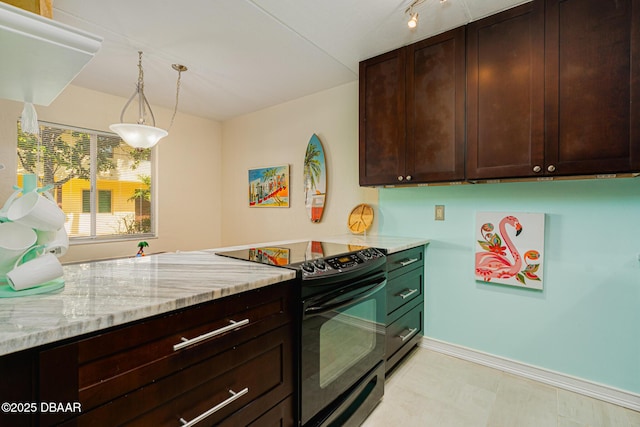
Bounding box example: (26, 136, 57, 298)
(405, 0, 425, 29)
(405, 0, 447, 29)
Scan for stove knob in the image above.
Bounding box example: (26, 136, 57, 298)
(302, 262, 315, 273)
(361, 249, 372, 258)
(314, 260, 327, 270)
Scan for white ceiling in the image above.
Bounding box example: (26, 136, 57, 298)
(53, 0, 530, 122)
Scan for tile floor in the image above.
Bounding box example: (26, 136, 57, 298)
(362, 348, 640, 427)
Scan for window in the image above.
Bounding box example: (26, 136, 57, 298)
(17, 121, 154, 240)
(82, 190, 112, 214)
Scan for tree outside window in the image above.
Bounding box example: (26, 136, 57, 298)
(17, 122, 154, 239)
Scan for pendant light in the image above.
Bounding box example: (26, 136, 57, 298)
(110, 51, 187, 149)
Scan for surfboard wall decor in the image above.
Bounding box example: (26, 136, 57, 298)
(303, 134, 326, 223)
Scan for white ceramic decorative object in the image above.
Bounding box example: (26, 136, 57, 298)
(7, 191, 65, 231)
(36, 227, 69, 256)
(0, 222, 37, 276)
(7, 252, 63, 291)
(0, 173, 67, 295)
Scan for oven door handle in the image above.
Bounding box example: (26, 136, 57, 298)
(304, 278, 386, 316)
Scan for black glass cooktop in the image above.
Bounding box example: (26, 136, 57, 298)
(215, 240, 370, 268)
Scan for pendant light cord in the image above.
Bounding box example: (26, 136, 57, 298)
(168, 64, 187, 132)
(136, 51, 145, 124)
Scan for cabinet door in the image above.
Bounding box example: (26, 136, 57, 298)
(0, 350, 37, 427)
(466, 1, 545, 179)
(359, 48, 406, 186)
(406, 27, 466, 183)
(544, 0, 640, 175)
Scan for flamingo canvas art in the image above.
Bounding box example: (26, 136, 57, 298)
(475, 212, 545, 290)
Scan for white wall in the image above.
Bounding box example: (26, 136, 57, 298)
(1, 80, 375, 261)
(0, 85, 223, 263)
(220, 81, 378, 246)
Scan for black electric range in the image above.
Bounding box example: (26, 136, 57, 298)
(216, 240, 385, 284)
(217, 240, 388, 426)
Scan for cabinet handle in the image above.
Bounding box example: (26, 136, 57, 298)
(173, 318, 250, 351)
(399, 327, 418, 342)
(547, 165, 556, 172)
(178, 387, 249, 427)
(533, 165, 541, 173)
(397, 176, 404, 181)
(398, 288, 418, 299)
(406, 175, 412, 181)
(398, 258, 419, 267)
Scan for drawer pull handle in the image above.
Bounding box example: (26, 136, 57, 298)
(173, 318, 250, 351)
(399, 327, 418, 342)
(178, 387, 249, 427)
(399, 258, 419, 267)
(399, 288, 418, 299)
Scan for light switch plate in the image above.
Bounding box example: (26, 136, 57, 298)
(435, 205, 445, 221)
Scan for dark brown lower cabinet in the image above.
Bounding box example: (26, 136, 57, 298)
(0, 350, 38, 427)
(0, 281, 296, 427)
(229, 396, 294, 427)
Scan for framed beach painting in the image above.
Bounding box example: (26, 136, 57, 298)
(474, 212, 545, 290)
(249, 165, 289, 207)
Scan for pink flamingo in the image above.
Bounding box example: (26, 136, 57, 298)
(475, 216, 523, 282)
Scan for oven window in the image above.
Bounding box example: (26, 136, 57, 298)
(319, 299, 377, 388)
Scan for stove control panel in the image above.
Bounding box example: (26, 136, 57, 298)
(300, 248, 385, 277)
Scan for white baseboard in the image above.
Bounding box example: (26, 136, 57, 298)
(420, 337, 640, 412)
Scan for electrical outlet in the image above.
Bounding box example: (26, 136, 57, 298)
(435, 205, 445, 221)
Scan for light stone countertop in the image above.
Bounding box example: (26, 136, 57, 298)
(0, 251, 295, 356)
(315, 234, 429, 254)
(0, 235, 428, 357)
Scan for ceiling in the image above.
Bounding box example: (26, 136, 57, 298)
(52, 0, 529, 122)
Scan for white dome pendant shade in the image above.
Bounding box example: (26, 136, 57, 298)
(109, 123, 167, 149)
(110, 51, 186, 149)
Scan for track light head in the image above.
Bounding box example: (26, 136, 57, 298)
(407, 12, 419, 28)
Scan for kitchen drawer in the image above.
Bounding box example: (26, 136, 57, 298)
(40, 281, 294, 425)
(385, 300, 423, 373)
(59, 324, 294, 426)
(222, 395, 295, 427)
(386, 246, 424, 275)
(386, 264, 423, 321)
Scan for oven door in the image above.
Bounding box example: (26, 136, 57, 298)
(300, 271, 387, 426)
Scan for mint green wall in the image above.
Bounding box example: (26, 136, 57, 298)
(379, 178, 640, 393)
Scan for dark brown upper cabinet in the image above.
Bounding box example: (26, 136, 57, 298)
(544, 0, 639, 176)
(466, 1, 545, 180)
(467, 0, 639, 180)
(359, 27, 466, 186)
(359, 47, 406, 186)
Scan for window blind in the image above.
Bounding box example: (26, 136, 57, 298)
(16, 121, 154, 240)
